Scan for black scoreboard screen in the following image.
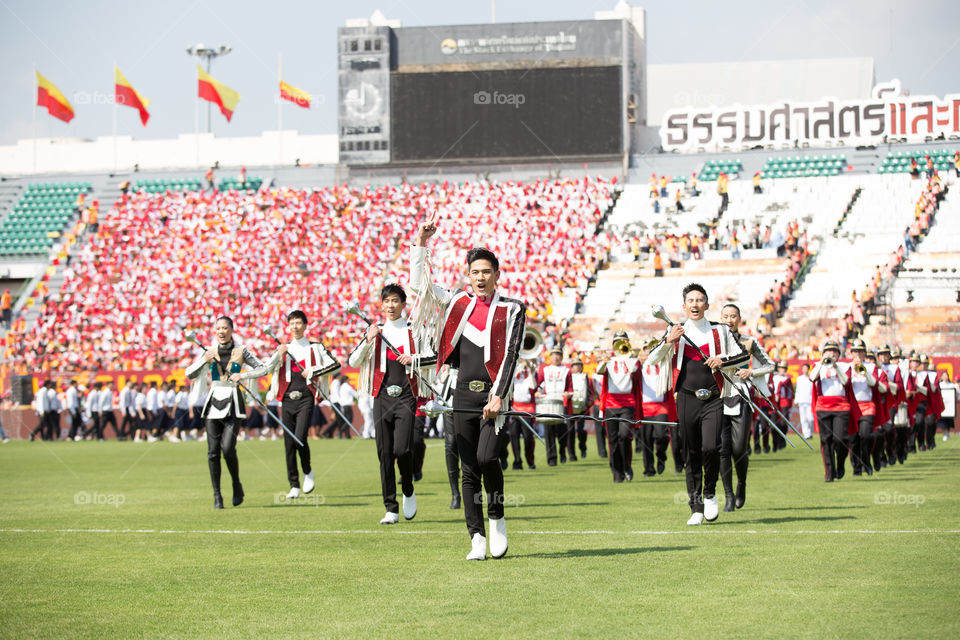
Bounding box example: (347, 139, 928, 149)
(390, 66, 621, 162)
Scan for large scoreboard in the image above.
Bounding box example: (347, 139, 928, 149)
(338, 18, 645, 166)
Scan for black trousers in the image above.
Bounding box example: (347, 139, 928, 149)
(445, 423, 460, 499)
(338, 406, 354, 438)
(753, 406, 772, 451)
(850, 414, 875, 473)
(880, 421, 896, 463)
(414, 414, 427, 474)
(924, 413, 938, 449)
(677, 393, 723, 513)
(720, 402, 752, 496)
(595, 413, 608, 458)
(567, 414, 588, 456)
(669, 423, 684, 472)
(817, 410, 849, 479)
(205, 417, 240, 493)
(508, 416, 535, 468)
(66, 408, 83, 439)
(84, 412, 102, 440)
(454, 389, 506, 538)
(909, 401, 926, 450)
(544, 419, 568, 465)
(282, 396, 313, 489)
(641, 413, 670, 475)
(119, 410, 137, 439)
(604, 407, 634, 481)
(895, 426, 909, 463)
(374, 392, 416, 513)
(100, 410, 117, 439)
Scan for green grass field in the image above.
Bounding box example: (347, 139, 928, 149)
(1, 434, 958, 639)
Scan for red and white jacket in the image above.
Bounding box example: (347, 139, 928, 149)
(348, 318, 437, 400)
(410, 245, 526, 401)
(255, 337, 340, 403)
(640, 361, 677, 421)
(597, 355, 642, 420)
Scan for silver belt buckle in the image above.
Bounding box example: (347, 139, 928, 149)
(386, 385, 403, 397)
(695, 388, 713, 401)
(468, 380, 486, 392)
(288, 390, 303, 400)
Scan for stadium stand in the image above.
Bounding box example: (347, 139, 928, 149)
(0, 182, 89, 256)
(760, 153, 847, 178)
(877, 148, 958, 175)
(7, 177, 617, 372)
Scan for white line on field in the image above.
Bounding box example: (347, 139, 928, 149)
(0, 528, 958, 536)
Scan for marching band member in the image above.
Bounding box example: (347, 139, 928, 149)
(536, 346, 572, 466)
(920, 355, 944, 451)
(566, 357, 594, 461)
(410, 212, 526, 561)
(847, 339, 887, 476)
(905, 353, 926, 454)
(772, 362, 795, 450)
(251, 310, 341, 500)
(596, 330, 642, 483)
(647, 284, 749, 525)
(876, 345, 903, 466)
(348, 286, 435, 525)
(809, 340, 859, 482)
(185, 316, 267, 509)
(638, 339, 676, 477)
(719, 303, 773, 511)
(509, 362, 537, 471)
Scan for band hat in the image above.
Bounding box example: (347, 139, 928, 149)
(920, 354, 929, 364)
(776, 361, 788, 370)
(822, 340, 840, 352)
(571, 357, 583, 366)
(877, 344, 891, 355)
(909, 352, 921, 362)
(849, 338, 867, 351)
(890, 346, 902, 358)
(612, 330, 629, 342)
(548, 346, 563, 356)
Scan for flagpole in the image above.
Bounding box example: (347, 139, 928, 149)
(194, 66, 200, 169)
(277, 54, 283, 168)
(32, 65, 37, 174)
(112, 63, 118, 172)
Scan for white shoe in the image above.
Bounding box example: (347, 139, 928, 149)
(401, 492, 417, 520)
(704, 497, 719, 522)
(74, 435, 83, 442)
(133, 437, 142, 443)
(380, 511, 399, 525)
(488, 517, 508, 558)
(944, 435, 949, 441)
(259, 435, 266, 441)
(199, 433, 207, 442)
(303, 471, 315, 494)
(169, 436, 181, 443)
(687, 512, 705, 526)
(286, 487, 302, 500)
(466, 533, 487, 560)
(270, 434, 278, 441)
(147, 436, 158, 443)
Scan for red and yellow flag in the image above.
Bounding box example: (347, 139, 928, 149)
(36, 71, 74, 123)
(197, 65, 240, 123)
(279, 80, 311, 108)
(115, 67, 151, 126)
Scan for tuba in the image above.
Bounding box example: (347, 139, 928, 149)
(520, 326, 544, 361)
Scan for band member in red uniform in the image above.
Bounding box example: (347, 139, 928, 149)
(566, 357, 594, 460)
(846, 339, 887, 476)
(638, 339, 677, 477)
(920, 355, 944, 450)
(410, 212, 525, 561)
(772, 361, 794, 446)
(596, 330, 642, 483)
(905, 353, 926, 455)
(647, 284, 749, 525)
(876, 345, 903, 466)
(810, 340, 860, 482)
(348, 285, 436, 525)
(508, 362, 537, 470)
(536, 347, 572, 466)
(752, 373, 776, 453)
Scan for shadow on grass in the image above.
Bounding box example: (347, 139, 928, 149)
(259, 502, 367, 508)
(519, 545, 695, 559)
(725, 514, 857, 525)
(764, 506, 865, 511)
(521, 502, 610, 509)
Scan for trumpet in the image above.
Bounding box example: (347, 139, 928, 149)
(854, 363, 867, 374)
(520, 326, 544, 360)
(613, 336, 632, 356)
(822, 356, 835, 365)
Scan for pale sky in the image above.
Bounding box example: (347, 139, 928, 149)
(1, 0, 957, 145)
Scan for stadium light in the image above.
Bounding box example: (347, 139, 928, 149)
(187, 43, 232, 133)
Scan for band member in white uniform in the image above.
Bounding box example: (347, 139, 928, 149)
(596, 330, 641, 483)
(567, 357, 594, 460)
(509, 362, 537, 470)
(536, 347, 572, 466)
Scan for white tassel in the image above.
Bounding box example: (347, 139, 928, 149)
(654, 343, 676, 398)
(409, 248, 446, 355)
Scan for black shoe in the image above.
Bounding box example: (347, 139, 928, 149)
(569, 454, 578, 462)
(414, 470, 423, 482)
(547, 460, 557, 467)
(763, 446, 770, 453)
(450, 494, 461, 510)
(735, 483, 746, 509)
(559, 455, 566, 464)
(824, 475, 834, 483)
(232, 483, 244, 507)
(500, 458, 508, 471)
(864, 466, 873, 476)
(512, 462, 523, 471)
(754, 446, 761, 454)
(598, 452, 608, 459)
(528, 463, 536, 470)
(643, 471, 655, 477)
(675, 466, 684, 474)
(657, 461, 666, 475)
(836, 467, 845, 480)
(723, 495, 736, 512)
(613, 475, 624, 483)
(580, 449, 587, 458)
(214, 493, 224, 509)
(853, 470, 862, 476)
(625, 469, 634, 482)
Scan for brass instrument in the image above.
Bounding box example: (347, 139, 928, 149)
(854, 363, 866, 374)
(613, 335, 632, 356)
(520, 326, 544, 361)
(822, 356, 835, 365)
